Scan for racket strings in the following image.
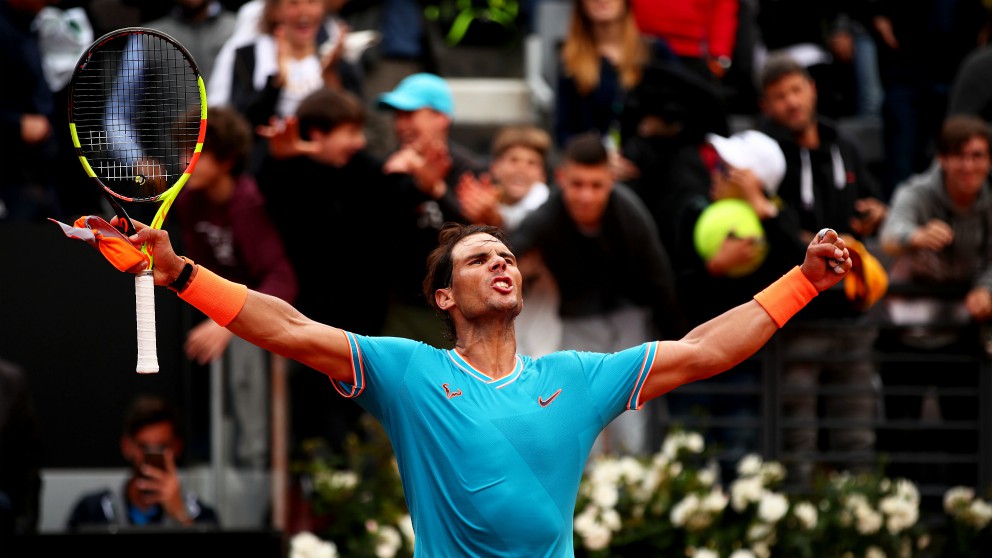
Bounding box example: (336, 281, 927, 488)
(71, 31, 202, 201)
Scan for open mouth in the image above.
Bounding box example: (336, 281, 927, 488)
(492, 277, 513, 293)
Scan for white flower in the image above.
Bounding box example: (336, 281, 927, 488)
(290, 531, 339, 558)
(747, 522, 773, 542)
(737, 454, 763, 477)
(865, 545, 886, 558)
(845, 493, 869, 511)
(581, 521, 612, 551)
(670, 494, 700, 528)
(759, 461, 786, 485)
(697, 466, 717, 488)
(944, 486, 975, 513)
(758, 491, 788, 523)
(601, 508, 622, 531)
(637, 467, 662, 499)
(968, 499, 992, 529)
(397, 515, 415, 547)
(590, 458, 622, 486)
(731, 476, 764, 512)
(672, 492, 717, 531)
(752, 541, 771, 558)
(701, 488, 729, 514)
(685, 432, 705, 453)
(662, 431, 705, 459)
(880, 493, 919, 533)
(334, 471, 358, 489)
(793, 501, 818, 530)
(730, 550, 757, 558)
(894, 479, 920, 502)
(591, 481, 619, 509)
(374, 525, 402, 558)
(315, 470, 359, 493)
(692, 548, 719, 558)
(574, 505, 599, 537)
(854, 505, 883, 535)
(617, 456, 645, 483)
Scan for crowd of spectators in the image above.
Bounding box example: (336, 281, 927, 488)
(6, 0, 992, 525)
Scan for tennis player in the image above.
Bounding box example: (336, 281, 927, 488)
(116, 218, 850, 557)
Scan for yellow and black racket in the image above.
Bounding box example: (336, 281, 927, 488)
(68, 27, 206, 373)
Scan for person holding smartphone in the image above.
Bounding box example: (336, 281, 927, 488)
(66, 395, 219, 529)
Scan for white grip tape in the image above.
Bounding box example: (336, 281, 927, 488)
(135, 270, 160, 373)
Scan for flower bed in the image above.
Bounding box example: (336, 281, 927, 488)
(289, 423, 992, 558)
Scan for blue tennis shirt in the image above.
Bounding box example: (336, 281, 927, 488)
(332, 333, 660, 557)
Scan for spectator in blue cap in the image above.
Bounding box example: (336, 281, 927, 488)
(375, 72, 488, 348)
(376, 72, 455, 147)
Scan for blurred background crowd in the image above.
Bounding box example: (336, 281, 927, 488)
(6, 0, 992, 548)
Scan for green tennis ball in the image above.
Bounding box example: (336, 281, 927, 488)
(693, 199, 768, 277)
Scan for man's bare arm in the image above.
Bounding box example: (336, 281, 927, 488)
(641, 228, 851, 400)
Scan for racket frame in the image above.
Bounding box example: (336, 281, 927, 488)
(67, 27, 207, 373)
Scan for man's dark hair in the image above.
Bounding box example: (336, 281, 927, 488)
(937, 114, 992, 156)
(423, 222, 513, 342)
(562, 132, 609, 166)
(122, 394, 180, 439)
(201, 106, 253, 175)
(759, 53, 812, 93)
(296, 87, 366, 139)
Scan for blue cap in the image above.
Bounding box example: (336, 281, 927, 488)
(376, 73, 454, 117)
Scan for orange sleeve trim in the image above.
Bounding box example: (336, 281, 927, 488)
(754, 266, 818, 328)
(178, 266, 248, 327)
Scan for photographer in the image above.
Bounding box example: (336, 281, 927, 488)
(66, 394, 219, 529)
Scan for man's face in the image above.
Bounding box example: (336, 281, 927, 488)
(121, 421, 180, 472)
(491, 146, 546, 205)
(939, 136, 991, 201)
(313, 122, 366, 167)
(440, 233, 523, 322)
(761, 73, 817, 134)
(557, 161, 615, 230)
(392, 108, 449, 148)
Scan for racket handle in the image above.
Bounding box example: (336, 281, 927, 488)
(135, 270, 160, 374)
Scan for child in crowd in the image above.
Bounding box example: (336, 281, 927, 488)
(456, 124, 562, 357)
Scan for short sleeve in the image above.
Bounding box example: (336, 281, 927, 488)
(567, 342, 660, 423)
(330, 333, 423, 419)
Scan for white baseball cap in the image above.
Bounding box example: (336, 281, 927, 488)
(706, 130, 787, 193)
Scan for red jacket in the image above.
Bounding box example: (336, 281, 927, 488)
(631, 0, 738, 60)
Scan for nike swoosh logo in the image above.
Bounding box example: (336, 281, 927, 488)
(538, 389, 562, 407)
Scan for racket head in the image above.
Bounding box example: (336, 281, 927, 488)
(67, 27, 207, 209)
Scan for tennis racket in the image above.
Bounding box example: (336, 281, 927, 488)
(68, 27, 207, 374)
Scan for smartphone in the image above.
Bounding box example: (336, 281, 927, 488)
(138, 447, 167, 495)
(143, 447, 166, 472)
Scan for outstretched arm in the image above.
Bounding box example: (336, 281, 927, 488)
(642, 228, 851, 400)
(124, 220, 354, 382)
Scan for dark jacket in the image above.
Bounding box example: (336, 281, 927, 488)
(510, 183, 687, 339)
(66, 484, 219, 530)
(759, 116, 884, 320)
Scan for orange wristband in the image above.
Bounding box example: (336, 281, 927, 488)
(754, 266, 819, 328)
(178, 266, 248, 327)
